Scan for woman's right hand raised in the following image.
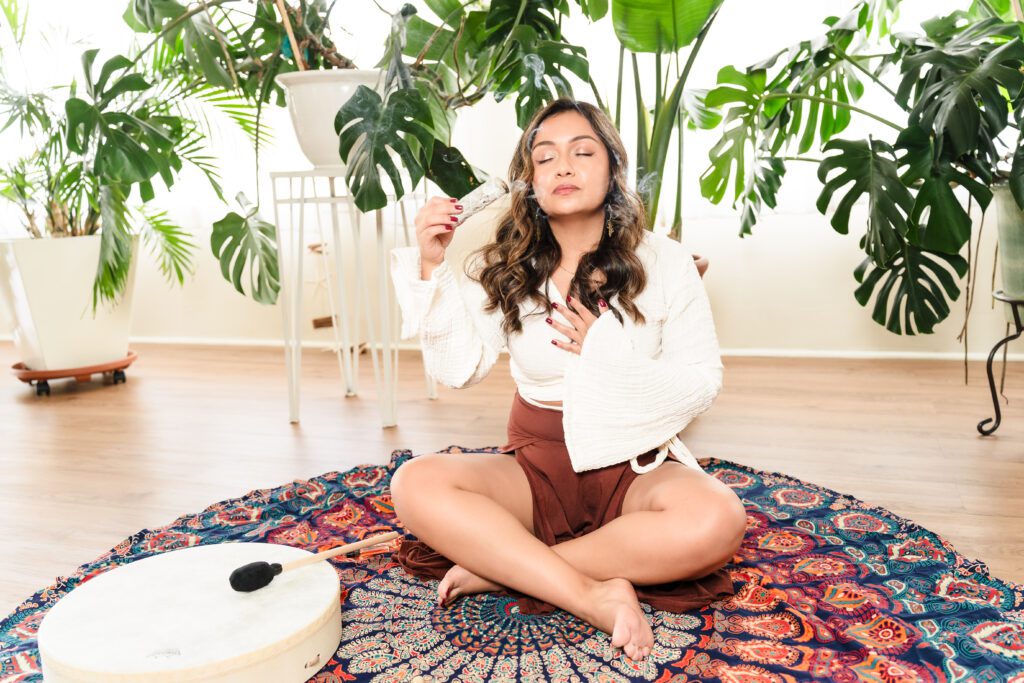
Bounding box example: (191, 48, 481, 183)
(415, 196, 463, 270)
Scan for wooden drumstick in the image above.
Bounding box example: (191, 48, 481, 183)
(229, 531, 400, 592)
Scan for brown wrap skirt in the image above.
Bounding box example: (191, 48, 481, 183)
(395, 390, 735, 614)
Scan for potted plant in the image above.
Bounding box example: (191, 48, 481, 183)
(126, 0, 382, 170)
(695, 0, 1024, 352)
(0, 1, 205, 371)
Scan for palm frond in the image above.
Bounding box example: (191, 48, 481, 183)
(140, 207, 196, 285)
(189, 80, 273, 148)
(93, 184, 134, 308)
(177, 127, 225, 201)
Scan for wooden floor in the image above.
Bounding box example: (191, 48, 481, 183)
(1, 341, 1022, 615)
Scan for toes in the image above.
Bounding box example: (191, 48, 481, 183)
(610, 618, 630, 649)
(437, 578, 451, 605)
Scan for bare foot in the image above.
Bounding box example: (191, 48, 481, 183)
(581, 578, 654, 663)
(437, 564, 505, 606)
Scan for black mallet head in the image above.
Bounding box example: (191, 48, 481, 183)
(229, 561, 283, 592)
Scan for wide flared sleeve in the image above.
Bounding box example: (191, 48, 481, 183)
(561, 238, 724, 475)
(389, 246, 506, 389)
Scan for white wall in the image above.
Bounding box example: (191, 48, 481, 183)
(0, 0, 1020, 361)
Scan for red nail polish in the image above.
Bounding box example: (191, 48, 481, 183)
(454, 204, 463, 210)
(599, 299, 607, 307)
(445, 226, 453, 231)
(545, 317, 552, 324)
(551, 302, 558, 308)
(450, 216, 458, 222)
(551, 340, 557, 345)
(449, 198, 457, 203)
(566, 296, 571, 303)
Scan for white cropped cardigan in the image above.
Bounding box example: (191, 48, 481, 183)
(389, 230, 724, 475)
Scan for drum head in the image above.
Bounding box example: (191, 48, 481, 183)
(38, 543, 341, 682)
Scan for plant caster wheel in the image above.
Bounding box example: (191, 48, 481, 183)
(11, 351, 137, 393)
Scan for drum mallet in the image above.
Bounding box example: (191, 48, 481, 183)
(229, 531, 400, 592)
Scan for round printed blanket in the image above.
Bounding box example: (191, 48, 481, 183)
(1, 448, 1023, 682)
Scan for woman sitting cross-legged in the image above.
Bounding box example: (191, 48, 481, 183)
(388, 97, 747, 664)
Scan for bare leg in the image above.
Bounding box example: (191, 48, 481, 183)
(440, 462, 745, 608)
(439, 506, 742, 606)
(391, 454, 655, 661)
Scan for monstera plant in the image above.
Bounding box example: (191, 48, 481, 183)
(697, 0, 1024, 347)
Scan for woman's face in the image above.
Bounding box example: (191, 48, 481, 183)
(529, 111, 610, 222)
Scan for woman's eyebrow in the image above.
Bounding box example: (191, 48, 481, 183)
(532, 134, 598, 149)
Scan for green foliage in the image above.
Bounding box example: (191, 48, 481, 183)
(612, 0, 724, 54)
(335, 86, 436, 211)
(210, 193, 280, 305)
(816, 138, 913, 264)
(699, 0, 1021, 336)
(853, 242, 968, 335)
(140, 208, 196, 285)
(490, 25, 590, 128)
(94, 184, 135, 308)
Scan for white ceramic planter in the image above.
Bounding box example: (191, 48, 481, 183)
(276, 69, 385, 169)
(0, 235, 138, 371)
(994, 186, 1024, 320)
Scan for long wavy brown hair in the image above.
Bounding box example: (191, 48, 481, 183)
(464, 97, 649, 336)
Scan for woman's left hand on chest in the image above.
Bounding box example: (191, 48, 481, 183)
(547, 296, 612, 355)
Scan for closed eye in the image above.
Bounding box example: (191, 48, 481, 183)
(538, 153, 594, 164)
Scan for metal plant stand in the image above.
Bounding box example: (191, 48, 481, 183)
(270, 168, 431, 428)
(977, 290, 1024, 436)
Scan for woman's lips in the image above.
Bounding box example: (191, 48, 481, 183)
(553, 186, 579, 195)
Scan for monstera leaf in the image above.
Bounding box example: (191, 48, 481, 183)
(765, 59, 863, 156)
(898, 20, 1024, 165)
(680, 89, 722, 130)
(700, 66, 765, 205)
(335, 86, 436, 212)
(425, 141, 484, 201)
(816, 138, 913, 267)
(483, 0, 561, 48)
(211, 193, 279, 305)
(491, 25, 590, 128)
(738, 157, 786, 237)
(852, 241, 968, 335)
(894, 125, 992, 255)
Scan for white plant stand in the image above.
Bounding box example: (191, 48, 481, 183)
(270, 167, 433, 427)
